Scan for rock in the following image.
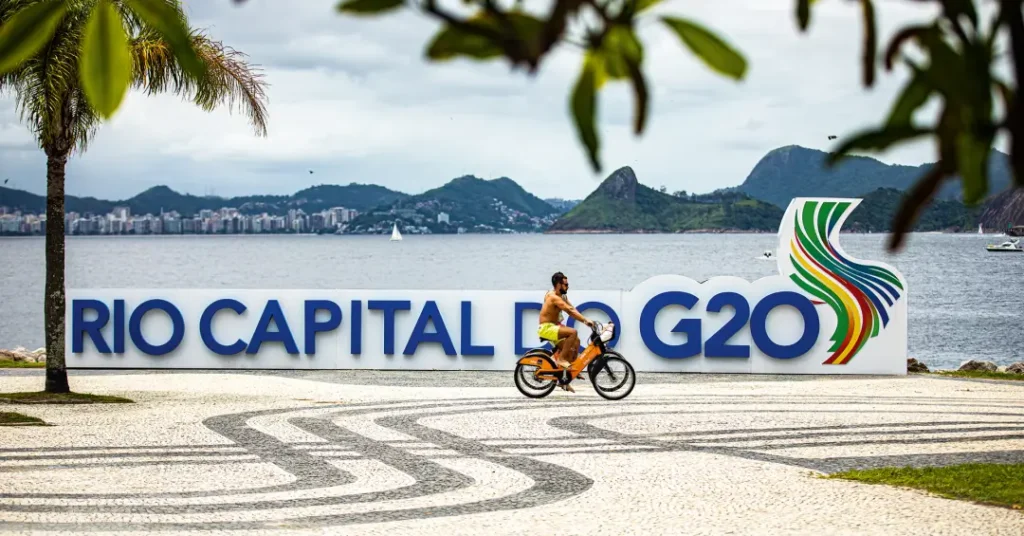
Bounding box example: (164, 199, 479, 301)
(1006, 362, 1024, 374)
(0, 347, 44, 363)
(958, 360, 998, 372)
(907, 358, 930, 373)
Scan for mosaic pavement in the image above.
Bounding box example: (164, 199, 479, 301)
(1, 372, 1023, 535)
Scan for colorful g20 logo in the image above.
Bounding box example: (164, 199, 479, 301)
(781, 199, 906, 365)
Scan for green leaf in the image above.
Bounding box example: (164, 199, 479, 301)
(827, 126, 931, 166)
(661, 17, 746, 80)
(994, 79, 1015, 116)
(425, 25, 502, 61)
(886, 68, 931, 127)
(956, 132, 990, 205)
(796, 0, 818, 31)
(571, 54, 601, 172)
(883, 25, 931, 70)
(915, 30, 968, 101)
(0, 0, 68, 74)
(944, 0, 978, 27)
(336, 0, 405, 15)
(80, 0, 133, 118)
(424, 11, 543, 63)
(636, 0, 662, 13)
(601, 25, 643, 80)
(626, 58, 648, 135)
(859, 0, 876, 87)
(125, 0, 204, 79)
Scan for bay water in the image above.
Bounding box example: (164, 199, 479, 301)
(1, 233, 1020, 370)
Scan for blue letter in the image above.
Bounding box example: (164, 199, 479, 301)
(113, 299, 125, 353)
(514, 301, 544, 354)
(351, 300, 362, 355)
(368, 300, 411, 355)
(404, 301, 456, 355)
(750, 291, 819, 359)
(71, 299, 111, 354)
(460, 301, 494, 356)
(305, 300, 342, 354)
(200, 299, 247, 355)
(704, 292, 751, 358)
(565, 301, 621, 350)
(128, 299, 185, 356)
(247, 300, 299, 354)
(639, 291, 702, 359)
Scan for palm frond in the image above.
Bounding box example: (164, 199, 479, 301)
(4, 0, 268, 157)
(131, 30, 269, 137)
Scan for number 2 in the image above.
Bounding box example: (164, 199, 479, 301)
(705, 292, 751, 358)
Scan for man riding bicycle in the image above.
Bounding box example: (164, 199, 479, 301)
(538, 272, 595, 392)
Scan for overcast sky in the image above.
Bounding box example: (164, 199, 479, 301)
(0, 0, 1010, 201)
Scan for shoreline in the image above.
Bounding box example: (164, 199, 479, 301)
(1, 229, 1007, 238)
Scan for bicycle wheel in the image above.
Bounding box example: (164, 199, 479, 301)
(514, 355, 557, 398)
(590, 355, 635, 400)
(588, 350, 629, 391)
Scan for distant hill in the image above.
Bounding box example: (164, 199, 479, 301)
(979, 187, 1024, 231)
(0, 183, 407, 217)
(737, 145, 1013, 208)
(0, 185, 114, 215)
(843, 188, 980, 232)
(548, 167, 783, 233)
(544, 198, 581, 213)
(347, 175, 560, 233)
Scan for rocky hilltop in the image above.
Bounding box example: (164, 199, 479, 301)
(548, 166, 782, 233)
(979, 187, 1024, 231)
(736, 145, 1014, 208)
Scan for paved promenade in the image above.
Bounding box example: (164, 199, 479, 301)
(1, 371, 1023, 535)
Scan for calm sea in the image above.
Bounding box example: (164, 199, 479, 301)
(0, 233, 1020, 369)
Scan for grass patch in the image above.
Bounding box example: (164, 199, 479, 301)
(0, 392, 133, 404)
(0, 359, 45, 369)
(829, 463, 1024, 509)
(0, 411, 46, 425)
(935, 370, 1024, 381)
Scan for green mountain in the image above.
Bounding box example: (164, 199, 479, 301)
(0, 183, 407, 217)
(845, 188, 980, 232)
(737, 145, 1013, 208)
(0, 185, 113, 215)
(347, 175, 560, 233)
(544, 198, 581, 213)
(548, 167, 783, 233)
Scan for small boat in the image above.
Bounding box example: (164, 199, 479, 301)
(390, 223, 402, 241)
(986, 238, 1022, 252)
(978, 224, 983, 235)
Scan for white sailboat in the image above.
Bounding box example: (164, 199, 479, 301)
(978, 223, 983, 235)
(390, 223, 402, 241)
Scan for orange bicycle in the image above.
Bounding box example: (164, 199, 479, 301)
(514, 321, 636, 400)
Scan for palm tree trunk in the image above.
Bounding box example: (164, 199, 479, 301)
(44, 151, 70, 394)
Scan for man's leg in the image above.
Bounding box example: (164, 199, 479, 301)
(556, 326, 579, 367)
(551, 340, 564, 367)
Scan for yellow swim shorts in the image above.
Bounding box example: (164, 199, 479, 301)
(538, 322, 561, 344)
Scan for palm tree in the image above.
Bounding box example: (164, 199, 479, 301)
(0, 0, 268, 393)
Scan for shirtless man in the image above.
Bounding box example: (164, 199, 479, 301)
(538, 272, 594, 373)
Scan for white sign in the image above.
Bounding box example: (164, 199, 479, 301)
(66, 198, 908, 374)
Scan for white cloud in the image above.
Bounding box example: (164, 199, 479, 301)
(0, 0, 1010, 202)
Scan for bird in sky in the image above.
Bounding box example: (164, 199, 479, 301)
(309, 170, 314, 174)
(828, 135, 837, 140)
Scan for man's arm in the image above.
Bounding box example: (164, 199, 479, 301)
(552, 295, 592, 326)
